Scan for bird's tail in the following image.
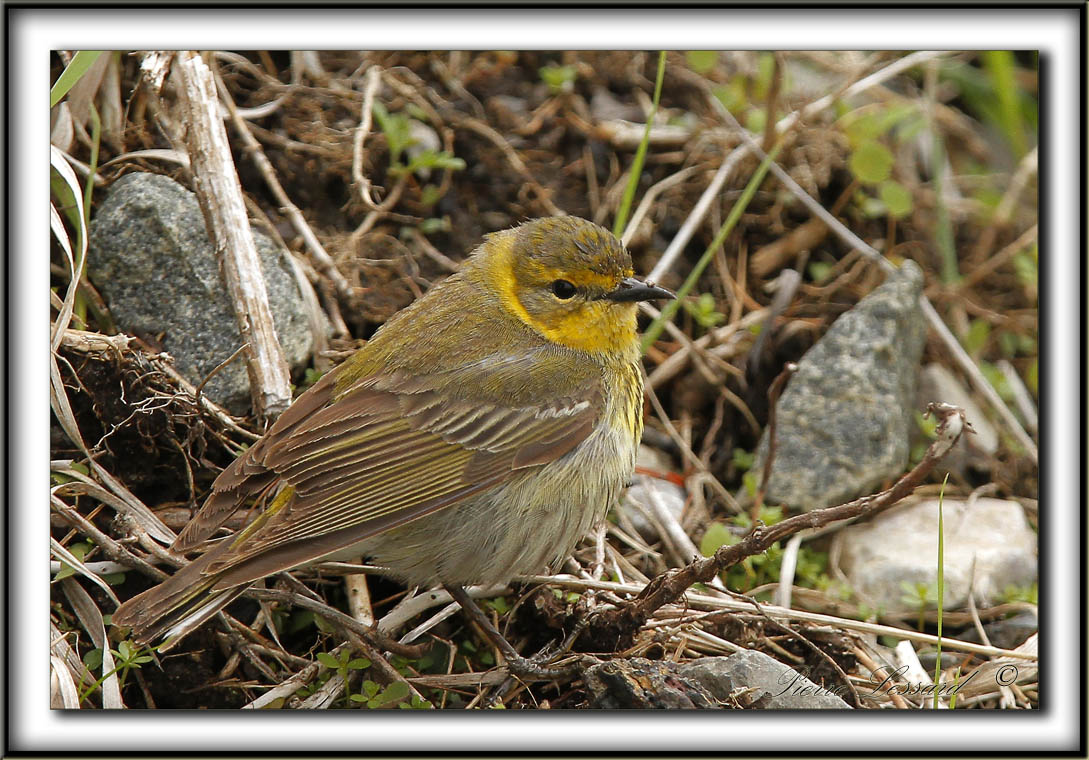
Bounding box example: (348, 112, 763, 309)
(112, 542, 247, 650)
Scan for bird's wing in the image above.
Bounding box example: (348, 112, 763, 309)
(174, 358, 601, 586)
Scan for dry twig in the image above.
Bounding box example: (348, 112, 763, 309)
(585, 403, 971, 649)
(174, 51, 292, 420)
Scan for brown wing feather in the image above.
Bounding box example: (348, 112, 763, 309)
(172, 371, 341, 551)
(177, 360, 602, 581)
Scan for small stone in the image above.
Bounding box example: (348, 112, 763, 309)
(751, 260, 926, 510)
(583, 658, 717, 709)
(677, 651, 852, 709)
(982, 610, 1038, 650)
(837, 497, 1037, 614)
(405, 120, 442, 179)
(88, 173, 318, 414)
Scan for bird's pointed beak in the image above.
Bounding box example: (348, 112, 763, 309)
(604, 276, 676, 303)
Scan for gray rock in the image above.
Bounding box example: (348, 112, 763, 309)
(838, 497, 1037, 614)
(583, 657, 717, 709)
(960, 610, 1037, 651)
(751, 261, 926, 510)
(982, 610, 1038, 650)
(916, 363, 999, 471)
(677, 650, 852, 709)
(88, 173, 316, 414)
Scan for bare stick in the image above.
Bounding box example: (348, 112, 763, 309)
(210, 60, 353, 302)
(588, 403, 970, 645)
(351, 66, 383, 209)
(174, 51, 292, 420)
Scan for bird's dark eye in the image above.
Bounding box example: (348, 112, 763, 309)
(551, 279, 577, 299)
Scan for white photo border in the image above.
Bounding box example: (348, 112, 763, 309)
(12, 5, 1081, 754)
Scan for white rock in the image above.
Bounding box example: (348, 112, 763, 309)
(838, 497, 1036, 614)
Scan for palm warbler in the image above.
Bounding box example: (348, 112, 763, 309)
(113, 216, 674, 658)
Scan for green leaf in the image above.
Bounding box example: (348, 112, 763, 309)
(83, 648, 103, 670)
(753, 52, 776, 100)
(731, 448, 755, 472)
(316, 652, 339, 669)
(51, 51, 105, 107)
(744, 108, 767, 135)
(712, 80, 747, 115)
(1013, 246, 1038, 290)
(962, 318, 991, 356)
(742, 470, 759, 499)
(685, 51, 718, 74)
(982, 51, 1028, 158)
(1000, 582, 1038, 605)
(807, 261, 834, 284)
(972, 186, 1004, 217)
(400, 150, 466, 176)
(849, 140, 895, 185)
(914, 410, 939, 439)
(878, 180, 913, 219)
(418, 216, 451, 236)
(700, 522, 735, 557)
(980, 361, 1013, 402)
(284, 610, 316, 635)
(419, 184, 443, 208)
(898, 113, 928, 141)
(102, 572, 127, 586)
(843, 103, 919, 147)
(485, 596, 511, 615)
(54, 542, 92, 581)
(372, 102, 415, 165)
(539, 64, 577, 94)
(372, 680, 410, 707)
(755, 506, 783, 525)
(347, 658, 372, 671)
(681, 292, 725, 329)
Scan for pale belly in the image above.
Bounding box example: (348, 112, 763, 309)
(352, 417, 638, 588)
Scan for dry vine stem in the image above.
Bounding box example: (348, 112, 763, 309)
(174, 50, 292, 420)
(587, 402, 971, 647)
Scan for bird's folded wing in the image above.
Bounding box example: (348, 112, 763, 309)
(175, 364, 600, 583)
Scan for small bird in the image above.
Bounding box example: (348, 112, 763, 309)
(113, 216, 674, 669)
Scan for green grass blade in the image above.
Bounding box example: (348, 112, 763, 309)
(614, 51, 667, 239)
(50, 51, 105, 108)
(932, 472, 948, 709)
(982, 50, 1028, 158)
(641, 141, 782, 352)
